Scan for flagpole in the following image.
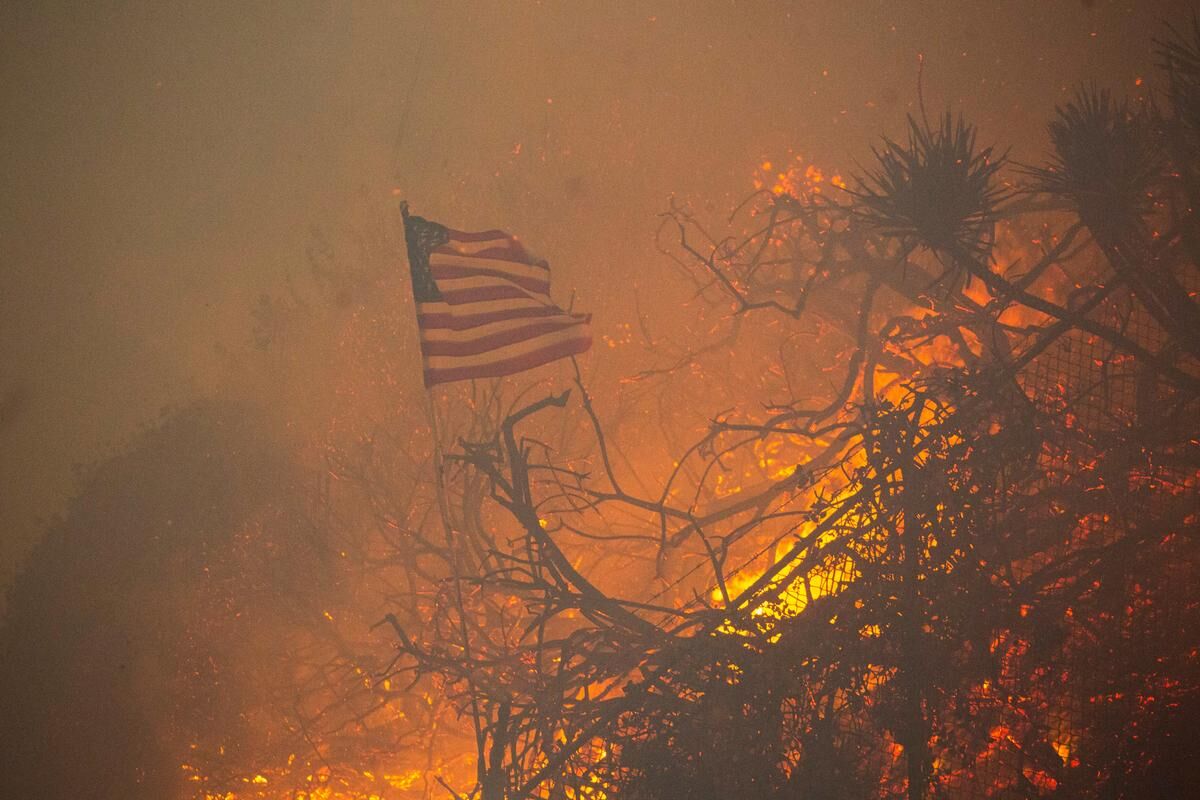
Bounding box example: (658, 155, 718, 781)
(400, 199, 451, 529)
(402, 199, 490, 790)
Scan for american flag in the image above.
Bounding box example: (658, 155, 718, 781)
(402, 208, 592, 387)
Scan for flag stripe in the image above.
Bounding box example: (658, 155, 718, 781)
(430, 264, 550, 296)
(447, 228, 509, 243)
(435, 282, 537, 306)
(424, 324, 590, 370)
(429, 248, 547, 273)
(419, 317, 588, 357)
(430, 252, 549, 281)
(432, 247, 547, 270)
(434, 273, 549, 300)
(418, 302, 568, 331)
(439, 240, 518, 257)
(438, 245, 546, 264)
(419, 313, 580, 343)
(440, 231, 546, 265)
(424, 328, 592, 385)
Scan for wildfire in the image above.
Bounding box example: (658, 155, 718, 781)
(167, 118, 1196, 798)
(752, 155, 846, 197)
(187, 762, 444, 800)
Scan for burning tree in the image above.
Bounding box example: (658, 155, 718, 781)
(371, 19, 1200, 800)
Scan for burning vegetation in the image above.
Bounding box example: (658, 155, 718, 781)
(3, 14, 1200, 800)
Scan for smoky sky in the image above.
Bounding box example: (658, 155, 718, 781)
(0, 0, 1189, 591)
